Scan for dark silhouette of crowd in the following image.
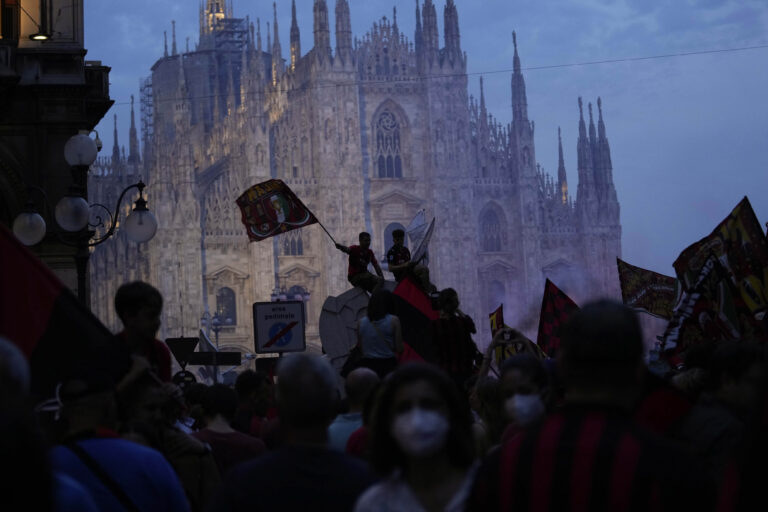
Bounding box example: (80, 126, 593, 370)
(1, 280, 766, 511)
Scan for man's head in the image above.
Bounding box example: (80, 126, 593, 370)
(276, 354, 338, 430)
(344, 367, 380, 412)
(115, 281, 163, 341)
(559, 300, 644, 404)
(201, 383, 239, 422)
(358, 231, 372, 249)
(234, 369, 272, 415)
(392, 229, 405, 247)
(58, 374, 119, 432)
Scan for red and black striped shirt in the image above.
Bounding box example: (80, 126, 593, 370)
(467, 405, 710, 512)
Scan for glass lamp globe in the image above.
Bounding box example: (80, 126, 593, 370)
(55, 195, 90, 232)
(123, 206, 158, 243)
(12, 211, 47, 246)
(64, 132, 98, 167)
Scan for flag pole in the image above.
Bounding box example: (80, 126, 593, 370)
(316, 219, 337, 245)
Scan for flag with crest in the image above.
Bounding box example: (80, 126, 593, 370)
(617, 258, 680, 319)
(236, 179, 318, 242)
(670, 197, 768, 343)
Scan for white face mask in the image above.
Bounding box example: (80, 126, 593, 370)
(505, 393, 545, 426)
(391, 407, 450, 457)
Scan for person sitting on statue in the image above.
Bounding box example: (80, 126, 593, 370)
(336, 232, 384, 294)
(385, 229, 433, 293)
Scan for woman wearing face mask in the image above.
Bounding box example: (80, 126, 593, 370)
(499, 353, 550, 443)
(353, 363, 476, 512)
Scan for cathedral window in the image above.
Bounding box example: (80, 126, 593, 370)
(481, 209, 503, 252)
(216, 287, 237, 326)
(282, 231, 304, 256)
(375, 110, 403, 178)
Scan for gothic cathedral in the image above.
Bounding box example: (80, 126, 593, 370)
(89, 0, 621, 355)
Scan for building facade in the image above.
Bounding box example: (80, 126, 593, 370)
(90, 0, 621, 353)
(1, 0, 111, 299)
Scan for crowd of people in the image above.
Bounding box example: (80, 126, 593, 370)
(1, 275, 767, 512)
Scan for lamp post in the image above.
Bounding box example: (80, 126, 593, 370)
(11, 130, 158, 303)
(211, 312, 222, 384)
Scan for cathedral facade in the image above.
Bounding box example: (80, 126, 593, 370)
(89, 0, 621, 354)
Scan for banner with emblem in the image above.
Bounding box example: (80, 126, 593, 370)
(236, 179, 318, 242)
(617, 258, 680, 319)
(673, 197, 768, 322)
(488, 304, 548, 363)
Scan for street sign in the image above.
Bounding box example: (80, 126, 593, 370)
(253, 301, 306, 354)
(166, 334, 241, 380)
(166, 337, 199, 368)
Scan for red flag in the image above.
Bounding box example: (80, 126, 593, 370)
(391, 277, 438, 362)
(536, 279, 579, 357)
(236, 179, 318, 242)
(0, 225, 131, 399)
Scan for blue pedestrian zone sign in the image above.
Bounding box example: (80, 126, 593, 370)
(253, 301, 306, 354)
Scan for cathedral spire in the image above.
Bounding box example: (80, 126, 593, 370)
(576, 96, 595, 211)
(257, 17, 262, 54)
(314, 0, 332, 58)
(112, 114, 120, 164)
(271, 3, 282, 83)
(511, 31, 528, 124)
(335, 0, 352, 58)
(171, 20, 177, 56)
(164, 30, 168, 57)
(597, 96, 606, 140)
(443, 0, 461, 58)
(393, 6, 399, 35)
(558, 127, 568, 204)
(478, 76, 488, 141)
(595, 97, 614, 188)
(128, 95, 140, 165)
(423, 1, 439, 62)
(414, 0, 423, 52)
(290, 0, 301, 71)
(479, 76, 486, 114)
(588, 102, 596, 144)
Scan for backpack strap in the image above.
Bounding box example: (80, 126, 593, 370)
(66, 442, 141, 512)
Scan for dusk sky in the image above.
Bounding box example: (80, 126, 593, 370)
(84, 0, 768, 278)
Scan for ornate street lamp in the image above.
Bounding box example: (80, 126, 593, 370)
(11, 130, 158, 302)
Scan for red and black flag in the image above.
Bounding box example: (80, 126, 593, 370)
(236, 179, 318, 242)
(391, 277, 438, 363)
(536, 279, 579, 357)
(0, 225, 131, 399)
(617, 258, 680, 319)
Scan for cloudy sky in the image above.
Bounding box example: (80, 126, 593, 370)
(84, 0, 768, 277)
